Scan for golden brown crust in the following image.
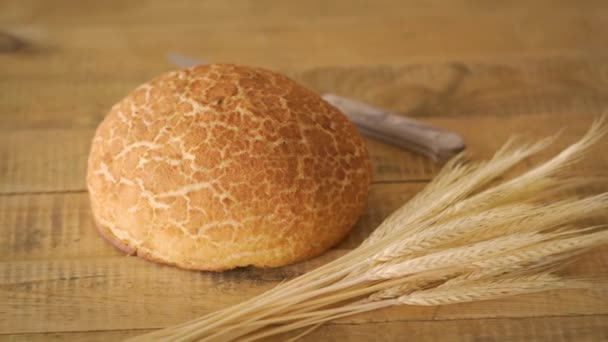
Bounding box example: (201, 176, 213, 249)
(87, 64, 372, 271)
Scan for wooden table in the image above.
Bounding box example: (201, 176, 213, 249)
(2, 1, 608, 341)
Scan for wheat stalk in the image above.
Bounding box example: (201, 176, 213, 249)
(396, 274, 589, 306)
(128, 117, 608, 342)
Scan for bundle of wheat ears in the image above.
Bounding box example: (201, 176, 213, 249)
(131, 117, 608, 342)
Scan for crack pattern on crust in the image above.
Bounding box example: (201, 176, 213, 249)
(87, 64, 372, 271)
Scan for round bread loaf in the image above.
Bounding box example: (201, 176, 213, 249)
(87, 64, 372, 271)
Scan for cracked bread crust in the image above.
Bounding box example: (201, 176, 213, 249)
(87, 64, 372, 271)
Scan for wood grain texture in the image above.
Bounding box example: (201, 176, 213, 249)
(2, 252, 607, 334)
(4, 61, 608, 131)
(1, 2, 608, 71)
(2, 0, 608, 340)
(5, 180, 602, 262)
(1, 185, 607, 335)
(0, 130, 439, 193)
(2, 113, 606, 193)
(3, 0, 608, 26)
(3, 315, 608, 342)
(0, 184, 421, 262)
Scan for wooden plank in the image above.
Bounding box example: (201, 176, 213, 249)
(2, 112, 606, 193)
(3, 11, 608, 62)
(0, 183, 422, 262)
(0, 184, 420, 334)
(281, 315, 608, 342)
(2, 315, 608, 341)
(5, 181, 605, 263)
(1, 249, 607, 336)
(1, 184, 607, 334)
(0, 130, 92, 194)
(4, 61, 608, 132)
(1, 253, 607, 334)
(0, 129, 438, 193)
(2, 179, 605, 259)
(3, 0, 608, 28)
(0, 11, 608, 88)
(291, 61, 608, 120)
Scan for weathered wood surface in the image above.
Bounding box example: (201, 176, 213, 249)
(2, 1, 608, 341)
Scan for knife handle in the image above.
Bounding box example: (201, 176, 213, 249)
(322, 93, 465, 163)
